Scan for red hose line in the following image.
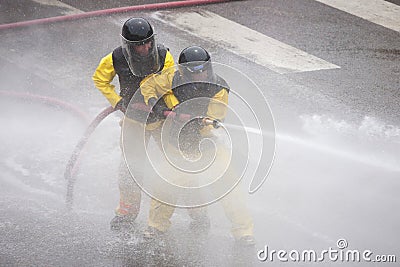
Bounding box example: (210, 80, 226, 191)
(64, 106, 115, 182)
(0, 90, 89, 122)
(65, 106, 116, 209)
(0, 0, 232, 31)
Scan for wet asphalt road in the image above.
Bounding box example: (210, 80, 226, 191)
(1, 0, 399, 266)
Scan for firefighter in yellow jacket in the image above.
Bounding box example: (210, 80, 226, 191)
(92, 17, 175, 230)
(143, 46, 255, 246)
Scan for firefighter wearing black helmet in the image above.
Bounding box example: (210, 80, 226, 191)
(93, 17, 173, 115)
(92, 17, 175, 230)
(143, 46, 256, 246)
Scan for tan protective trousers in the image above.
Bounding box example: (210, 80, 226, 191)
(147, 143, 254, 239)
(115, 119, 161, 217)
(116, 119, 207, 221)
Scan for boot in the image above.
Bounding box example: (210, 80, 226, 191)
(110, 215, 136, 231)
(143, 226, 165, 240)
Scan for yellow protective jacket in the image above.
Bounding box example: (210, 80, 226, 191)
(92, 44, 174, 110)
(171, 73, 229, 137)
(141, 71, 229, 139)
(169, 73, 228, 118)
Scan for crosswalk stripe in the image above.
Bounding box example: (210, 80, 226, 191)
(31, 0, 83, 15)
(152, 10, 340, 74)
(315, 0, 400, 32)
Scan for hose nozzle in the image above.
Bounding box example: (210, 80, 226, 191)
(203, 118, 221, 129)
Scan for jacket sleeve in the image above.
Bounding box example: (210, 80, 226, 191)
(140, 51, 179, 107)
(207, 88, 229, 120)
(199, 88, 229, 136)
(92, 53, 122, 108)
(161, 51, 179, 108)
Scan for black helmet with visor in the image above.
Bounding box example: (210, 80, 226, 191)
(121, 17, 160, 77)
(178, 46, 214, 82)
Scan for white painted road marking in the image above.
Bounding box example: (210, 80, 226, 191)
(32, 0, 83, 15)
(315, 0, 400, 32)
(152, 10, 340, 74)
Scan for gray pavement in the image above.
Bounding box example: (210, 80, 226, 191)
(0, 0, 399, 266)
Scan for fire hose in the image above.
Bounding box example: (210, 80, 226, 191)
(65, 106, 116, 210)
(0, 90, 89, 121)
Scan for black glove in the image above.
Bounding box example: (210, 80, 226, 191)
(148, 97, 171, 118)
(114, 99, 127, 113)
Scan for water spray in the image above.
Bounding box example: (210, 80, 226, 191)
(0, 90, 104, 209)
(222, 122, 400, 172)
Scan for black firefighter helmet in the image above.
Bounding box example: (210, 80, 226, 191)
(178, 46, 214, 82)
(121, 17, 160, 77)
